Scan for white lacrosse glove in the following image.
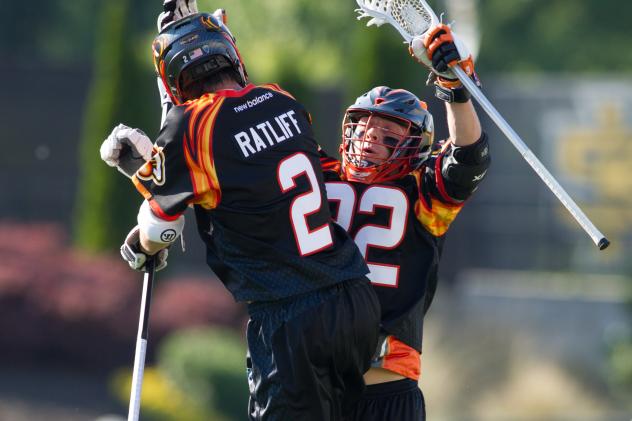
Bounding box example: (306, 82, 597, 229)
(100, 124, 154, 179)
(157, 0, 198, 31)
(120, 226, 169, 272)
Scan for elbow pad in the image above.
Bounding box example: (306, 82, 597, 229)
(441, 133, 490, 201)
(137, 200, 185, 245)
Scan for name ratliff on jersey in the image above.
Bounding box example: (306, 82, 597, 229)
(234, 109, 303, 158)
(132, 84, 368, 302)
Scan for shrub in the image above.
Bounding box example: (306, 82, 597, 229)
(110, 366, 225, 421)
(157, 327, 250, 421)
(0, 221, 246, 369)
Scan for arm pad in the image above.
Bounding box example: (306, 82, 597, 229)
(441, 133, 490, 201)
(137, 200, 185, 245)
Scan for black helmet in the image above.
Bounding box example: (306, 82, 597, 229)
(341, 86, 434, 183)
(152, 13, 248, 104)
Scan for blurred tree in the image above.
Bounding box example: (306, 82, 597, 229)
(0, 0, 99, 65)
(477, 0, 632, 73)
(5, 1, 632, 74)
(73, 0, 127, 250)
(74, 0, 130, 250)
(73, 0, 158, 250)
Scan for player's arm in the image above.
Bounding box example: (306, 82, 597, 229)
(140, 234, 167, 255)
(442, 99, 489, 201)
(100, 107, 202, 271)
(116, 109, 191, 270)
(120, 200, 184, 271)
(410, 23, 489, 201)
(410, 23, 482, 146)
(446, 101, 481, 147)
(128, 105, 195, 253)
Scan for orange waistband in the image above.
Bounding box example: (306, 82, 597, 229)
(372, 336, 421, 381)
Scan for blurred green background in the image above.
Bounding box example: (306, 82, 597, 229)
(1, 0, 631, 420)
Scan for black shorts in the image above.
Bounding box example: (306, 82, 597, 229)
(246, 278, 380, 421)
(347, 378, 426, 421)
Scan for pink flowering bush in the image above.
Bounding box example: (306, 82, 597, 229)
(0, 221, 246, 368)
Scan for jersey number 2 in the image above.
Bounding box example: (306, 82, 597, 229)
(326, 183, 409, 287)
(278, 153, 334, 256)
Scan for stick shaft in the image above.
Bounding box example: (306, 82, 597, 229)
(452, 66, 608, 249)
(157, 77, 173, 129)
(127, 260, 155, 421)
(127, 8, 172, 420)
(127, 339, 147, 421)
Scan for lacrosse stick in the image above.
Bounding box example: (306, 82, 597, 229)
(355, 0, 609, 250)
(127, 258, 156, 421)
(127, 3, 199, 419)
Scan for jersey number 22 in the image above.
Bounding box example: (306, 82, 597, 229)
(326, 183, 408, 287)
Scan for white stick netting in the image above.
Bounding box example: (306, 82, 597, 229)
(357, 0, 436, 39)
(390, 0, 435, 37)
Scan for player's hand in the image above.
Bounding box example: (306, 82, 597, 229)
(120, 226, 169, 272)
(100, 124, 154, 179)
(157, 0, 198, 31)
(409, 24, 478, 90)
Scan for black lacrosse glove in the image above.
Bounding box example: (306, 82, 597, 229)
(410, 23, 481, 103)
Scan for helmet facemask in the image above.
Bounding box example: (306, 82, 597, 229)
(341, 111, 434, 184)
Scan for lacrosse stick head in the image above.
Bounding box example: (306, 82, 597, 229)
(341, 86, 434, 184)
(355, 0, 439, 42)
(152, 13, 248, 104)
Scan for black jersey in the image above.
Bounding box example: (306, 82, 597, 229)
(132, 84, 368, 302)
(321, 140, 485, 380)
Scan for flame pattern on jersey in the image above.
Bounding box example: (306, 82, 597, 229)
(319, 147, 342, 174)
(412, 169, 463, 237)
(132, 94, 224, 218)
(182, 94, 224, 209)
(411, 143, 464, 237)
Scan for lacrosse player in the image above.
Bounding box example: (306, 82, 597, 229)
(321, 24, 490, 420)
(100, 8, 380, 421)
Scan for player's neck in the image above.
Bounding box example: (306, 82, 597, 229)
(207, 79, 243, 93)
